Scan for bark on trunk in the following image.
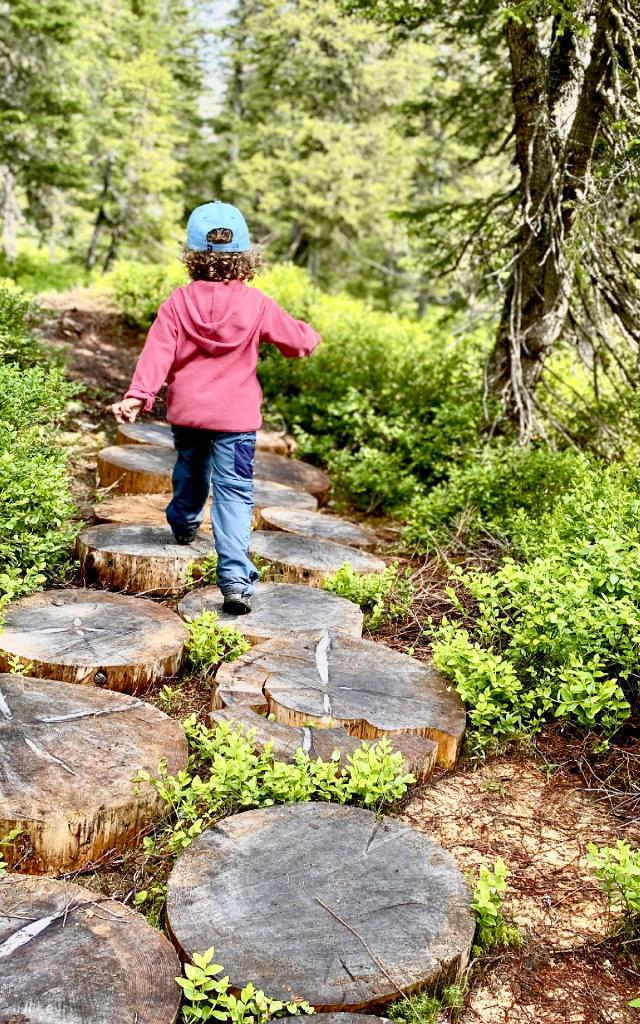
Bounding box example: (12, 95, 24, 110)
(487, 3, 613, 437)
(0, 167, 20, 260)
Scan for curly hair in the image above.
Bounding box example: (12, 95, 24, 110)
(181, 227, 263, 283)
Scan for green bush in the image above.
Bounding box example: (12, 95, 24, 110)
(322, 562, 415, 630)
(0, 248, 89, 294)
(588, 840, 640, 933)
(431, 464, 640, 746)
(184, 610, 250, 675)
(404, 446, 591, 547)
(0, 290, 77, 605)
(471, 858, 522, 953)
(103, 259, 187, 327)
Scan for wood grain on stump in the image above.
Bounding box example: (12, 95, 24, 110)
(249, 531, 385, 586)
(216, 631, 465, 768)
(254, 451, 331, 500)
(97, 444, 175, 493)
(117, 420, 296, 455)
(78, 524, 216, 595)
(178, 582, 364, 645)
(94, 493, 212, 531)
(92, 482, 317, 531)
(256, 507, 378, 550)
(210, 706, 437, 785)
(166, 803, 474, 1010)
(0, 589, 186, 694)
(0, 875, 181, 1024)
(0, 674, 187, 874)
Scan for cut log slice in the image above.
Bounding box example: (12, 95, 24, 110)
(116, 421, 296, 455)
(77, 524, 216, 594)
(166, 803, 474, 1010)
(249, 531, 385, 586)
(256, 506, 378, 549)
(210, 706, 437, 785)
(0, 589, 186, 694)
(0, 875, 181, 1024)
(254, 451, 331, 500)
(97, 444, 175, 493)
(178, 582, 364, 646)
(94, 493, 212, 531)
(117, 421, 174, 447)
(218, 631, 465, 768)
(286, 1017, 388, 1024)
(0, 674, 187, 874)
(92, 482, 317, 531)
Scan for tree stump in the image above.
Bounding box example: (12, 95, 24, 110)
(178, 582, 364, 645)
(254, 452, 331, 500)
(166, 803, 474, 1010)
(210, 706, 437, 785)
(117, 421, 174, 447)
(0, 875, 181, 1024)
(116, 421, 296, 455)
(256, 506, 378, 549)
(97, 444, 175, 493)
(78, 524, 216, 595)
(0, 673, 187, 874)
(249, 532, 385, 586)
(216, 631, 465, 768)
(0, 589, 186, 694)
(92, 483, 317, 531)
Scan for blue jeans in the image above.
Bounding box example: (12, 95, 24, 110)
(166, 426, 260, 595)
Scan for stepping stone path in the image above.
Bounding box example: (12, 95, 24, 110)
(256, 505, 379, 549)
(4, 416, 473, 1021)
(249, 530, 385, 585)
(92, 481, 317, 530)
(117, 419, 297, 455)
(77, 523, 216, 594)
(166, 803, 475, 1010)
(179, 581, 364, 643)
(214, 630, 465, 768)
(0, 875, 181, 1023)
(0, 673, 187, 873)
(0, 589, 186, 693)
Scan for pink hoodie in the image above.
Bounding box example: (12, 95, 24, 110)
(125, 279, 320, 431)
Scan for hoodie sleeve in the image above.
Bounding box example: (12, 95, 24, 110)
(259, 296, 321, 358)
(125, 297, 179, 412)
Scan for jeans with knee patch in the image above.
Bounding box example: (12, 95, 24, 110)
(166, 426, 260, 595)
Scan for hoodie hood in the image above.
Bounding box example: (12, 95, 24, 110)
(169, 279, 264, 355)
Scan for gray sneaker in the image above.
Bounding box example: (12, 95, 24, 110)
(222, 589, 252, 615)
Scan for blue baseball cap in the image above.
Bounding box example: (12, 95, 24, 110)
(186, 200, 251, 253)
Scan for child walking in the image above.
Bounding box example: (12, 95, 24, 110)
(111, 201, 320, 614)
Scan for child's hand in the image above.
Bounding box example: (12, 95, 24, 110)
(111, 397, 144, 423)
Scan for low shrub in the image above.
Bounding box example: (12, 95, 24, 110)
(588, 840, 640, 934)
(0, 285, 49, 367)
(471, 858, 522, 953)
(322, 562, 415, 630)
(184, 611, 250, 675)
(0, 248, 89, 295)
(103, 259, 187, 327)
(430, 464, 640, 747)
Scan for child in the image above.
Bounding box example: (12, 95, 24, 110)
(111, 200, 320, 614)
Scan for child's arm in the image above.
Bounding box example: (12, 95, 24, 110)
(259, 296, 321, 357)
(111, 298, 178, 422)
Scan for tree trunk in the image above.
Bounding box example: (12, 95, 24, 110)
(86, 156, 113, 270)
(487, 3, 613, 438)
(0, 167, 20, 260)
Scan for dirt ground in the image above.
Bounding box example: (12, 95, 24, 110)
(40, 292, 640, 1024)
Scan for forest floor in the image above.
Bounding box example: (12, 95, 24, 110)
(41, 290, 640, 1024)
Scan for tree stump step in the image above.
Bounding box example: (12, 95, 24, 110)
(216, 631, 465, 768)
(178, 582, 364, 645)
(254, 451, 331, 500)
(249, 532, 385, 586)
(0, 674, 187, 874)
(97, 444, 175, 494)
(0, 589, 186, 694)
(92, 482, 317, 531)
(256, 506, 378, 549)
(117, 420, 296, 455)
(166, 803, 474, 1010)
(98, 444, 327, 501)
(0, 875, 181, 1024)
(210, 706, 437, 784)
(78, 524, 216, 595)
